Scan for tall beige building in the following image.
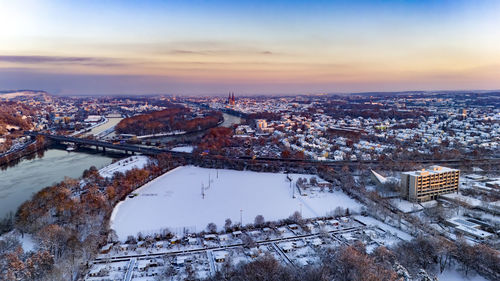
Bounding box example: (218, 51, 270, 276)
(401, 166, 459, 202)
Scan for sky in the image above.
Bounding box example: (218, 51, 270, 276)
(0, 0, 499, 96)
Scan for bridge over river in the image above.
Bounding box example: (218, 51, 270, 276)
(26, 132, 190, 157)
(26, 132, 500, 169)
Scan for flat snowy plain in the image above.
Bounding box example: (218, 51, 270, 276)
(110, 166, 361, 240)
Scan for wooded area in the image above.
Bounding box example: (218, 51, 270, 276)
(115, 108, 222, 136)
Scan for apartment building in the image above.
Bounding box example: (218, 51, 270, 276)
(401, 165, 460, 202)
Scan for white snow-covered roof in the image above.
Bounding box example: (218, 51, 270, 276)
(370, 170, 387, 185)
(213, 251, 228, 260)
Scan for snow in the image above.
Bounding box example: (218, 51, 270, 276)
(436, 265, 488, 281)
(110, 166, 362, 240)
(18, 234, 35, 252)
(420, 200, 438, 208)
(0, 231, 36, 252)
(170, 145, 194, 153)
(354, 215, 413, 242)
(441, 193, 484, 207)
(135, 130, 186, 139)
(389, 198, 423, 213)
(99, 156, 150, 178)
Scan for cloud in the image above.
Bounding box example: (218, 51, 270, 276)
(137, 40, 277, 56)
(169, 50, 202, 55)
(0, 55, 124, 67)
(0, 67, 498, 96)
(165, 49, 275, 56)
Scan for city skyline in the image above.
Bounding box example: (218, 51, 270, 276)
(1, 0, 500, 95)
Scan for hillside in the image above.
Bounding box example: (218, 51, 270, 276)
(0, 90, 49, 101)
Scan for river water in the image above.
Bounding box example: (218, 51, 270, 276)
(220, 113, 242, 128)
(0, 149, 115, 218)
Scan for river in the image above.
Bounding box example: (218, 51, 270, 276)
(0, 113, 242, 219)
(0, 149, 115, 218)
(220, 113, 242, 128)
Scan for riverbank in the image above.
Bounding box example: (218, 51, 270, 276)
(0, 138, 47, 167)
(132, 113, 238, 145)
(132, 118, 224, 140)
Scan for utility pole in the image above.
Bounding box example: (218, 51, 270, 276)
(240, 209, 243, 226)
(287, 173, 295, 198)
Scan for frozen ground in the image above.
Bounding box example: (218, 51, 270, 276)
(99, 156, 150, 178)
(110, 166, 362, 240)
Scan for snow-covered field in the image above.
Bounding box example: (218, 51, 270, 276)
(110, 166, 362, 240)
(99, 156, 150, 178)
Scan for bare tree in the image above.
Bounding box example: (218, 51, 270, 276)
(309, 177, 318, 186)
(107, 229, 118, 243)
(334, 207, 345, 217)
(254, 215, 265, 227)
(224, 218, 232, 232)
(241, 235, 256, 249)
(207, 222, 217, 233)
(289, 211, 302, 224)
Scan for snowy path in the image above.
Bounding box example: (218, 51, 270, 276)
(123, 258, 136, 281)
(207, 250, 216, 276)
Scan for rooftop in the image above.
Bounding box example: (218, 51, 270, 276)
(402, 165, 458, 177)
